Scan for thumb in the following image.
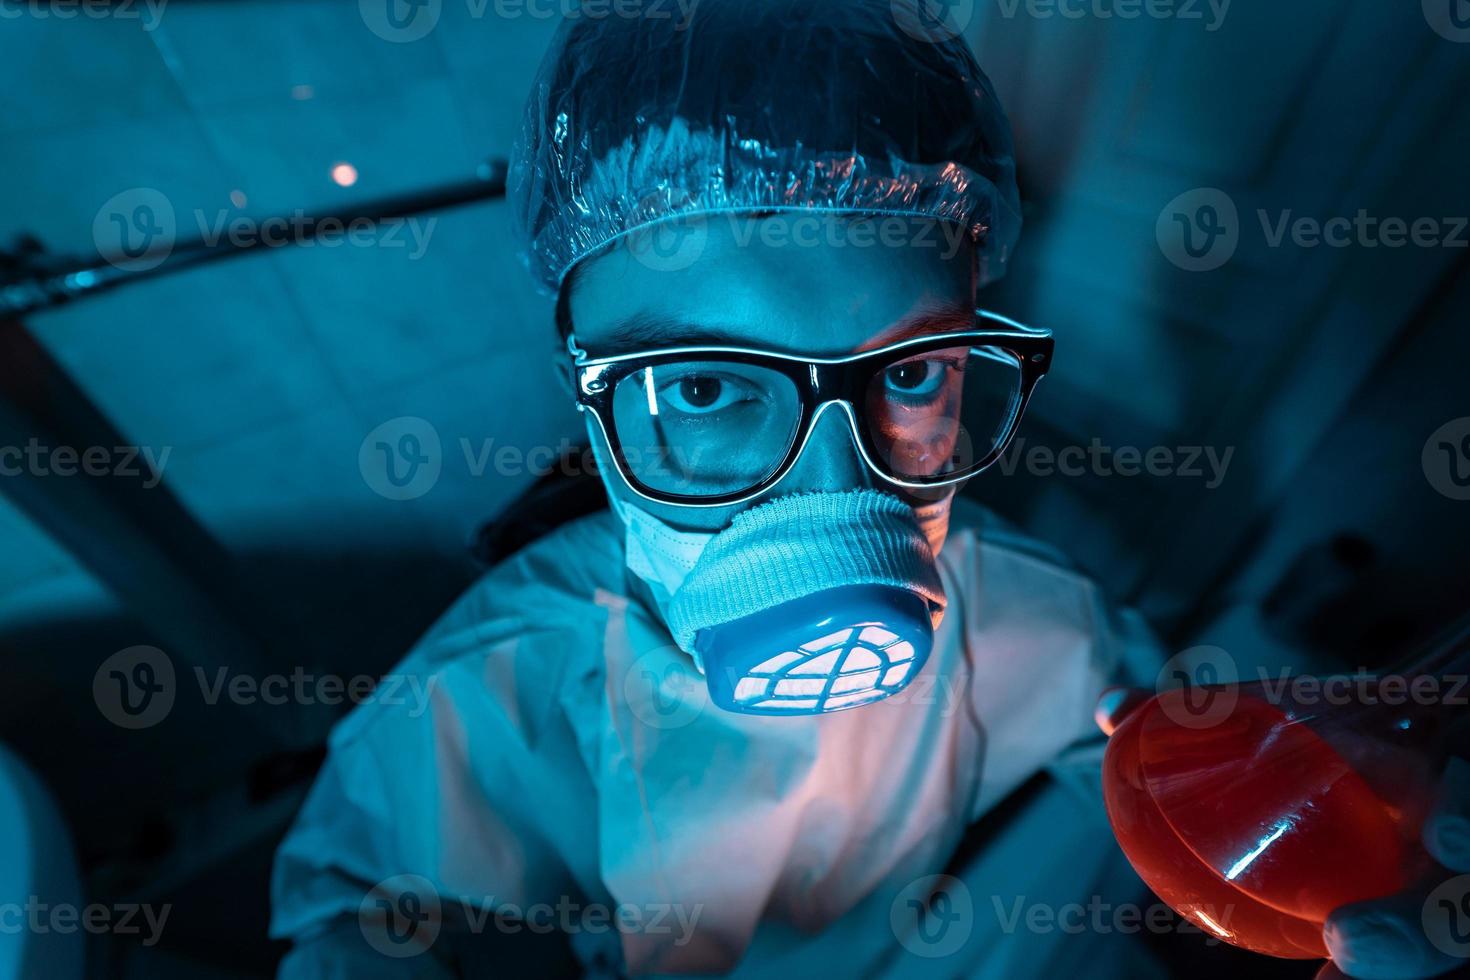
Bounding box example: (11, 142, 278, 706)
(1323, 886, 1465, 980)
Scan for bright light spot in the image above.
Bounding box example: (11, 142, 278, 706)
(643, 369, 658, 416)
(291, 84, 314, 101)
(331, 162, 358, 187)
(1225, 819, 1291, 881)
(1192, 910, 1233, 939)
(229, 189, 247, 208)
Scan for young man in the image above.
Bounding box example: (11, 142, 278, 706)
(271, 3, 1466, 977)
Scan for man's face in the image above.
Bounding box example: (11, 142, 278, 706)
(568, 213, 976, 531)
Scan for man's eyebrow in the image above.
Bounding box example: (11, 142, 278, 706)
(861, 304, 976, 350)
(589, 313, 755, 356)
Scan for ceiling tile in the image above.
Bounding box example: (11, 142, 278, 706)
(147, 0, 448, 109)
(270, 201, 550, 396)
(0, 12, 185, 137)
(194, 76, 481, 217)
(28, 255, 342, 452)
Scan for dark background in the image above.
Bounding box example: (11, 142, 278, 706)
(1, 0, 1467, 976)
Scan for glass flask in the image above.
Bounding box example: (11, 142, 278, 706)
(1102, 630, 1468, 959)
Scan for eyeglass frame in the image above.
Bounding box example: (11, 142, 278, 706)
(567, 308, 1054, 507)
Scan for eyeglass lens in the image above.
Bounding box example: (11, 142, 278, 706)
(607, 345, 1023, 497)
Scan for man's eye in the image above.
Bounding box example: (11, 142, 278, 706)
(659, 375, 746, 414)
(883, 360, 948, 399)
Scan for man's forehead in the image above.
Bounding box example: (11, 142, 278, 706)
(577, 304, 975, 359)
(567, 216, 975, 357)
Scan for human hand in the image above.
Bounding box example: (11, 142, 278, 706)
(1315, 745, 1470, 980)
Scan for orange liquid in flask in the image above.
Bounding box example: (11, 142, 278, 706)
(1102, 690, 1411, 959)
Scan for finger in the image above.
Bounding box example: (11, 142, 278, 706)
(1426, 756, 1470, 873)
(1324, 888, 1466, 980)
(1094, 686, 1151, 737)
(1424, 713, 1470, 872)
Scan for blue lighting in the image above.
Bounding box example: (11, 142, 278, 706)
(1224, 819, 1292, 881)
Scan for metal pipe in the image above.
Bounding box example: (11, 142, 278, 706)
(0, 158, 508, 318)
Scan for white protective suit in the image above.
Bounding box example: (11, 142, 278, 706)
(270, 496, 1167, 978)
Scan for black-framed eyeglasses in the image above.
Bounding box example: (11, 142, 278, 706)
(569, 309, 1053, 507)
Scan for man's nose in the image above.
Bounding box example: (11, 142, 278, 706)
(776, 404, 873, 494)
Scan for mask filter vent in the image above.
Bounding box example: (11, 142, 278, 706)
(696, 585, 934, 715)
